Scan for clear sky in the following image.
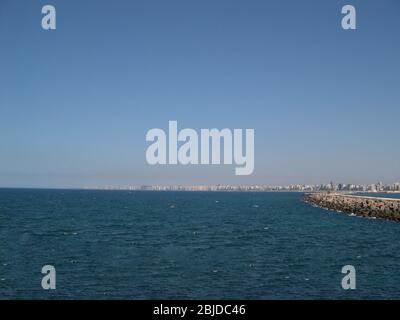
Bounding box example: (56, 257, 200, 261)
(1, 0, 399, 188)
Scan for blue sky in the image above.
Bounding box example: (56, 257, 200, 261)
(0, 0, 399, 188)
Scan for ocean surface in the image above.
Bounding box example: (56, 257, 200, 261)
(1, 189, 400, 300)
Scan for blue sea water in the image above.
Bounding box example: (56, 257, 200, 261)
(1, 189, 400, 300)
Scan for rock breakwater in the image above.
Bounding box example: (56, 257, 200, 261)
(304, 193, 400, 222)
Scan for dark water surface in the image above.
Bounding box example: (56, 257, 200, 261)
(1, 189, 400, 299)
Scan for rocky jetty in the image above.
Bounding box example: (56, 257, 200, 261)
(304, 193, 400, 222)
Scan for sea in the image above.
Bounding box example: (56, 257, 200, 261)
(1, 189, 400, 300)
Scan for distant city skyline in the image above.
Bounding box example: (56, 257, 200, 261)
(80, 181, 400, 193)
(1, 0, 400, 188)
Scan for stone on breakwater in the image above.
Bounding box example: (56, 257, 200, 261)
(303, 193, 400, 222)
